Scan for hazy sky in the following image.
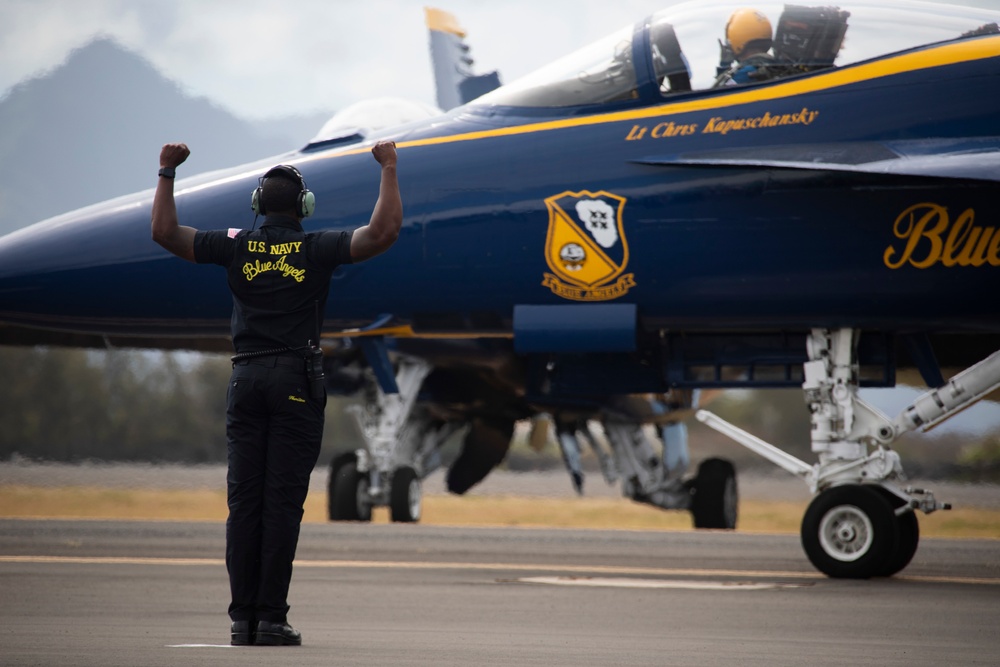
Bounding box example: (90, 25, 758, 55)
(2, 0, 994, 120)
(0, 0, 665, 119)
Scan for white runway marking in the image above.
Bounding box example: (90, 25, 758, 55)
(512, 577, 811, 591)
(165, 644, 238, 648)
(515, 576, 808, 590)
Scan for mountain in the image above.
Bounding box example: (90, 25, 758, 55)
(0, 38, 332, 236)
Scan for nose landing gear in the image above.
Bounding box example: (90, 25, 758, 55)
(699, 328, 998, 578)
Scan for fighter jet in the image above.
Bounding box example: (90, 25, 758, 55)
(1, 1, 999, 578)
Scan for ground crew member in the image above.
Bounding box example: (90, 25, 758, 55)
(151, 140, 402, 646)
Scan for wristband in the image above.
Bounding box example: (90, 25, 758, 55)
(158, 167, 176, 179)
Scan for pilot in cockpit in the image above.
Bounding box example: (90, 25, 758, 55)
(713, 8, 780, 87)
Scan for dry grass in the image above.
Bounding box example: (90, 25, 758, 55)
(1, 485, 998, 538)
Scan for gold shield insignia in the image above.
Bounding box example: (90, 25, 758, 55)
(542, 190, 635, 301)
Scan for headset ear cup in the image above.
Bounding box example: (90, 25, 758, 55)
(251, 187, 263, 214)
(300, 190, 316, 218)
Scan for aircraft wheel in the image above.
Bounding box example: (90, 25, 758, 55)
(874, 487, 920, 578)
(390, 466, 422, 523)
(446, 417, 515, 495)
(691, 458, 738, 529)
(801, 485, 898, 578)
(328, 460, 372, 522)
(328, 452, 357, 520)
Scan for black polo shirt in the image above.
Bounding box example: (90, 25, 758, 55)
(194, 215, 353, 353)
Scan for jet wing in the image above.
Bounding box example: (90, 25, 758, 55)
(633, 137, 1000, 182)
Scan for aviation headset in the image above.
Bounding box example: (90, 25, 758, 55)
(250, 164, 316, 218)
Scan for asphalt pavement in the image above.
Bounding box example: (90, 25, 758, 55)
(1, 518, 998, 667)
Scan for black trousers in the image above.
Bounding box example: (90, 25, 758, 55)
(225, 354, 325, 624)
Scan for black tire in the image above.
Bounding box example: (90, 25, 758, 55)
(328, 460, 372, 522)
(801, 485, 898, 578)
(446, 417, 515, 495)
(691, 458, 738, 529)
(328, 452, 357, 520)
(390, 466, 421, 523)
(874, 487, 920, 578)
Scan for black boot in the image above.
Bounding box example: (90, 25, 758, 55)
(230, 620, 254, 646)
(254, 620, 302, 646)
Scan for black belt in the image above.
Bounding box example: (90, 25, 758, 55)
(231, 348, 303, 368)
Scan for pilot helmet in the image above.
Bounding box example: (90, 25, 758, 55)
(726, 8, 773, 59)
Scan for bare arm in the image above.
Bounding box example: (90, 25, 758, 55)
(350, 141, 402, 262)
(151, 143, 197, 262)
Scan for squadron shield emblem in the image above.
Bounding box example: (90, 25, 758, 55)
(542, 190, 635, 301)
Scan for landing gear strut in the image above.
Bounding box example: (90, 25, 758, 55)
(327, 356, 463, 523)
(572, 416, 737, 530)
(699, 328, 1000, 578)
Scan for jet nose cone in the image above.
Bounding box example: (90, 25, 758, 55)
(0, 194, 162, 333)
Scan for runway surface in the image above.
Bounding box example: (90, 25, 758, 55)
(4, 460, 1000, 504)
(1, 518, 998, 667)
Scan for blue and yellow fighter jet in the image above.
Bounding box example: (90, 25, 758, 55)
(1, 1, 1000, 578)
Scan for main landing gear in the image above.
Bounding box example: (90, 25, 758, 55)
(699, 328, 1000, 578)
(327, 357, 463, 523)
(553, 415, 738, 530)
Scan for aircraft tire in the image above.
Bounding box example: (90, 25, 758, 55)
(390, 466, 422, 523)
(873, 487, 920, 578)
(329, 460, 372, 522)
(446, 417, 514, 495)
(328, 452, 357, 520)
(690, 458, 738, 529)
(801, 485, 898, 579)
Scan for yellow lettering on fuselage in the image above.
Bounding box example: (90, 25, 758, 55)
(623, 107, 818, 142)
(884, 203, 1000, 269)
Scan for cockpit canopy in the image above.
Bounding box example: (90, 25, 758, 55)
(473, 0, 1000, 108)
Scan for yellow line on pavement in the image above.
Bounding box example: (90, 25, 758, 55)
(2, 555, 998, 586)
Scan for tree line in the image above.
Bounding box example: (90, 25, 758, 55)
(0, 346, 358, 463)
(1, 346, 995, 480)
